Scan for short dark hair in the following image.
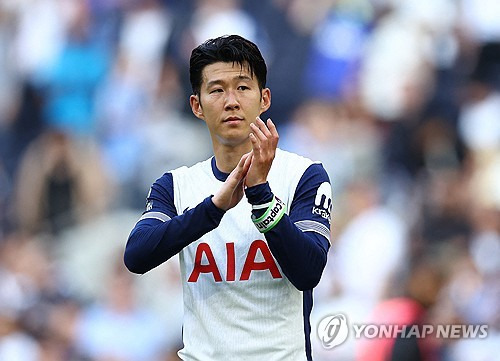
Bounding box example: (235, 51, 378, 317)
(189, 35, 267, 96)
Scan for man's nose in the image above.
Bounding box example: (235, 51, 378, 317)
(224, 90, 240, 110)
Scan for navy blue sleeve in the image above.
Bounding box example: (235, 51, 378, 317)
(124, 173, 225, 274)
(245, 163, 331, 291)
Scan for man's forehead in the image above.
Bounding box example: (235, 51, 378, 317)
(202, 62, 254, 83)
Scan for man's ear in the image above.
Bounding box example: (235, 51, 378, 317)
(190, 94, 204, 120)
(260, 88, 271, 114)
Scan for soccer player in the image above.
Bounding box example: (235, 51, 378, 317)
(124, 35, 332, 361)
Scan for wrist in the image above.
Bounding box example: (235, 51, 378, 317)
(245, 179, 267, 188)
(245, 182, 273, 205)
(210, 195, 227, 212)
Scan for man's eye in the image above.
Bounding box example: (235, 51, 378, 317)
(238, 86, 249, 90)
(210, 89, 223, 94)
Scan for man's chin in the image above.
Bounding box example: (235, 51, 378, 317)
(216, 133, 251, 147)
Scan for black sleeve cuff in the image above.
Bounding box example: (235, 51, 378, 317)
(245, 182, 273, 205)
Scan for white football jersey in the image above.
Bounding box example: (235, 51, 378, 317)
(171, 149, 315, 361)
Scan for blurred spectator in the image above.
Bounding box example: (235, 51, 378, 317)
(36, 0, 110, 136)
(118, 0, 172, 93)
(52, 208, 184, 352)
(136, 59, 212, 196)
(311, 179, 408, 361)
(458, 80, 500, 154)
(360, 0, 460, 123)
(244, 0, 312, 124)
(303, 0, 373, 100)
(0, 306, 40, 361)
(0, 232, 78, 361)
(436, 248, 500, 361)
(356, 249, 448, 361)
(0, 82, 45, 179)
(0, 2, 18, 128)
(443, 148, 500, 361)
(281, 99, 381, 209)
(415, 168, 472, 249)
(459, 0, 500, 44)
(0, 240, 40, 361)
(73, 257, 170, 361)
(190, 0, 259, 47)
(14, 131, 110, 234)
(9, 0, 66, 78)
(329, 180, 408, 305)
(94, 54, 149, 208)
(0, 161, 9, 237)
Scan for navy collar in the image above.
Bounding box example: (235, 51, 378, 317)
(211, 156, 230, 182)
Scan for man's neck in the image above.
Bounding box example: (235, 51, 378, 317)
(212, 141, 252, 173)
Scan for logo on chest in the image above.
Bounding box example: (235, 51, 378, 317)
(187, 240, 283, 282)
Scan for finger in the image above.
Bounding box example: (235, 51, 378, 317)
(250, 122, 267, 142)
(237, 152, 251, 172)
(266, 118, 279, 139)
(242, 152, 253, 173)
(236, 152, 248, 167)
(236, 173, 245, 188)
(249, 132, 261, 154)
(228, 153, 250, 182)
(256, 116, 272, 137)
(243, 152, 253, 166)
(240, 152, 253, 172)
(240, 153, 253, 187)
(236, 156, 252, 188)
(236, 153, 252, 186)
(237, 151, 252, 174)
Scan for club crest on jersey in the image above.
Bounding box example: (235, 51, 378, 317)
(312, 182, 332, 222)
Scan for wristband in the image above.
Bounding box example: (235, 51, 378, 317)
(252, 201, 272, 210)
(252, 196, 286, 233)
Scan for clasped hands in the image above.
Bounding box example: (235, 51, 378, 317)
(212, 117, 279, 211)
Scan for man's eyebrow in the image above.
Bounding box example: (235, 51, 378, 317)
(205, 79, 224, 88)
(235, 75, 253, 81)
(205, 75, 253, 88)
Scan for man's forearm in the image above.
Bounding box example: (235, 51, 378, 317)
(245, 182, 329, 291)
(124, 196, 225, 274)
(264, 214, 328, 291)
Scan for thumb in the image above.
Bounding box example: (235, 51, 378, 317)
(235, 152, 252, 176)
(227, 152, 251, 186)
(242, 152, 253, 173)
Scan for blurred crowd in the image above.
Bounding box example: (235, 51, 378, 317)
(0, 0, 499, 360)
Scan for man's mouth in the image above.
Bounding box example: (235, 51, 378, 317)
(223, 116, 244, 123)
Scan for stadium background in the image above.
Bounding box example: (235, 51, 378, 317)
(0, 0, 499, 360)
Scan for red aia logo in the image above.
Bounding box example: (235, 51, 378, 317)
(188, 240, 282, 282)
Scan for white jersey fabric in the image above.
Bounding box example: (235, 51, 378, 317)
(171, 149, 315, 361)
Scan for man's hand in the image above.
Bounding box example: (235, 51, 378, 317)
(246, 117, 279, 187)
(212, 152, 252, 211)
